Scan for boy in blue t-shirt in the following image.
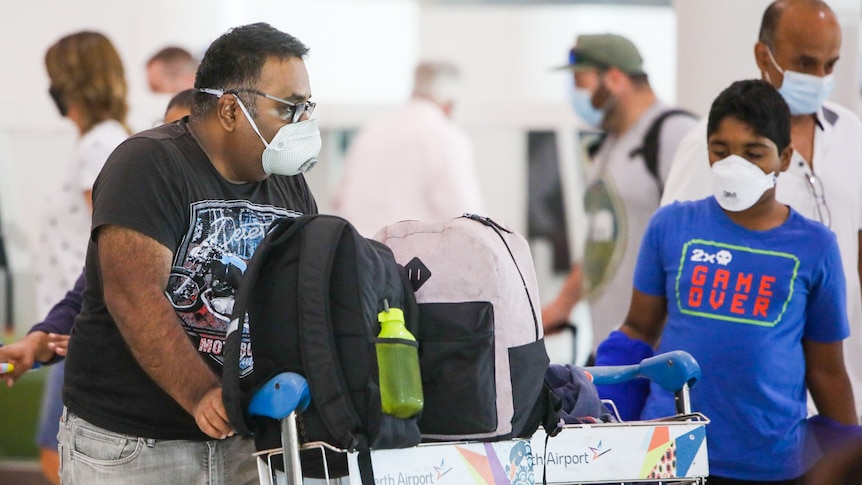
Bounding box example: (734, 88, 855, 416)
(596, 79, 857, 483)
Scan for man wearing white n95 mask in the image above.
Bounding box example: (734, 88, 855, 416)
(661, 0, 862, 420)
(59, 23, 319, 484)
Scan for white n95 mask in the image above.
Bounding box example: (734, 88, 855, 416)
(233, 98, 321, 176)
(711, 154, 777, 212)
(200, 88, 322, 176)
(257, 118, 321, 176)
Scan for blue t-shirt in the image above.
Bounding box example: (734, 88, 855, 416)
(637, 198, 848, 481)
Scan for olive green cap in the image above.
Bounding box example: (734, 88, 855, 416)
(558, 33, 644, 76)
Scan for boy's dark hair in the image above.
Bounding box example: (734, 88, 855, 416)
(193, 23, 309, 117)
(707, 79, 791, 152)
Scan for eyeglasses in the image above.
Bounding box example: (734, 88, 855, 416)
(200, 87, 315, 123)
(228, 89, 315, 123)
(805, 172, 831, 228)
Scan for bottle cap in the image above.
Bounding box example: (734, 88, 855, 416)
(377, 307, 405, 324)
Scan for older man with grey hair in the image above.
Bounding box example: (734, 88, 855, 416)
(333, 61, 484, 237)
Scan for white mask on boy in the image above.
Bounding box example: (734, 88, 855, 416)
(711, 154, 776, 212)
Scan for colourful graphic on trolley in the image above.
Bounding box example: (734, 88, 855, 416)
(530, 420, 709, 482)
(350, 439, 534, 484)
(455, 441, 532, 485)
(639, 425, 706, 479)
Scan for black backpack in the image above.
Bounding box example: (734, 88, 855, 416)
(222, 214, 422, 479)
(588, 108, 696, 195)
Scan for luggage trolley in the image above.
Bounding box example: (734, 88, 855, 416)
(250, 351, 708, 485)
(532, 350, 709, 485)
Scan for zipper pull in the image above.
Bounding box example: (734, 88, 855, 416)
(463, 213, 513, 234)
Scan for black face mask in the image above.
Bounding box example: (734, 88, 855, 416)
(48, 86, 67, 117)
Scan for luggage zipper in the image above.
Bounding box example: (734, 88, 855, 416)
(463, 213, 540, 340)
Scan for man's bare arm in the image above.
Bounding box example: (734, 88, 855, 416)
(618, 288, 667, 348)
(98, 225, 233, 438)
(805, 339, 858, 425)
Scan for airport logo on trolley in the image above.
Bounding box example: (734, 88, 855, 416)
(589, 441, 611, 460)
(432, 459, 452, 480)
(535, 440, 611, 469)
(675, 239, 798, 327)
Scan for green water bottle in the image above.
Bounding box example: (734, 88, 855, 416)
(376, 305, 424, 419)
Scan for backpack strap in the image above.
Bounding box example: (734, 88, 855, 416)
(297, 216, 365, 450)
(628, 109, 696, 196)
(223, 216, 314, 436)
(585, 131, 607, 160)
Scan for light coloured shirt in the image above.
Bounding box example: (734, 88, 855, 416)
(582, 101, 697, 349)
(661, 101, 862, 416)
(333, 98, 483, 237)
(34, 119, 128, 318)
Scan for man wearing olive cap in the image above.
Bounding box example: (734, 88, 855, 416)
(542, 35, 697, 419)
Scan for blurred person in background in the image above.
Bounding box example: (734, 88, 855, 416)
(332, 61, 483, 237)
(31, 30, 132, 484)
(146, 46, 197, 94)
(0, 87, 195, 392)
(541, 35, 696, 385)
(162, 88, 197, 124)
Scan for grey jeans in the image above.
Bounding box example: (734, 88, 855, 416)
(58, 408, 258, 485)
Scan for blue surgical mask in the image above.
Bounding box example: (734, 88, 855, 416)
(766, 48, 834, 115)
(570, 87, 604, 127)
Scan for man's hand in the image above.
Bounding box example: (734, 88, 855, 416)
(46, 333, 70, 356)
(541, 300, 573, 336)
(192, 387, 236, 439)
(542, 264, 584, 336)
(0, 333, 43, 387)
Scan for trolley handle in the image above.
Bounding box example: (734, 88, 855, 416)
(249, 372, 311, 485)
(584, 350, 701, 415)
(248, 372, 311, 420)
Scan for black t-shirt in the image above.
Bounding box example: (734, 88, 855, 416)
(63, 120, 317, 440)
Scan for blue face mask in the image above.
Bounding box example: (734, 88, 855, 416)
(766, 48, 834, 115)
(570, 87, 604, 127)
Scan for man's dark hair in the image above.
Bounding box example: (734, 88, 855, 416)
(759, 0, 833, 48)
(707, 79, 791, 153)
(193, 23, 309, 117)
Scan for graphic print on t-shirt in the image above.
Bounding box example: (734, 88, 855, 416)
(675, 239, 799, 327)
(166, 200, 299, 374)
(583, 176, 627, 300)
